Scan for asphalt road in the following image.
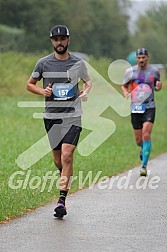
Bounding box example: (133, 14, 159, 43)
(0, 153, 167, 252)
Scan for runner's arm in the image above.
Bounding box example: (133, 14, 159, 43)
(121, 83, 130, 98)
(27, 77, 52, 97)
(155, 80, 162, 91)
(79, 78, 92, 101)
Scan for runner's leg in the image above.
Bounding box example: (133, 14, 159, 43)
(142, 121, 153, 166)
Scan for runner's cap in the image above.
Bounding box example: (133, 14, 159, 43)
(50, 25, 70, 38)
(136, 48, 148, 56)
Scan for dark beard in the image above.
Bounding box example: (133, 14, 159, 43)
(54, 45, 68, 54)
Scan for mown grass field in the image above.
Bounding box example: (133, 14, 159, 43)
(0, 52, 167, 222)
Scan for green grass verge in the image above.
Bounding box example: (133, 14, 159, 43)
(0, 52, 167, 222)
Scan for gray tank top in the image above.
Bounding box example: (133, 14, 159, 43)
(32, 53, 89, 119)
(124, 64, 160, 112)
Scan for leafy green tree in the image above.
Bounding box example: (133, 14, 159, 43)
(0, 0, 131, 58)
(131, 3, 167, 64)
(0, 24, 25, 51)
(65, 0, 131, 59)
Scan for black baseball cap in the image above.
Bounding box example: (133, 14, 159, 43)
(136, 48, 149, 56)
(50, 25, 70, 38)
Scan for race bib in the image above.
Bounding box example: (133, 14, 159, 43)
(131, 103, 146, 113)
(52, 83, 74, 100)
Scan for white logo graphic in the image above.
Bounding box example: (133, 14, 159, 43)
(15, 59, 150, 169)
(8, 169, 160, 191)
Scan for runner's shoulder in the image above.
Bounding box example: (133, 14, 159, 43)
(148, 64, 159, 73)
(36, 53, 54, 65)
(69, 53, 86, 63)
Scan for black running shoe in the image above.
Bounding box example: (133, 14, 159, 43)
(54, 200, 67, 218)
(57, 168, 62, 176)
(140, 165, 147, 176)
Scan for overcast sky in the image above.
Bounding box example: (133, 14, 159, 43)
(128, 0, 167, 32)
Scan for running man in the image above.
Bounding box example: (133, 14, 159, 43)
(27, 25, 92, 217)
(122, 48, 162, 176)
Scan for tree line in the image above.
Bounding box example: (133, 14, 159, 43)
(0, 0, 167, 63)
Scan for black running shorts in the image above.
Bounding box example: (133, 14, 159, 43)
(131, 108, 156, 130)
(44, 117, 82, 150)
